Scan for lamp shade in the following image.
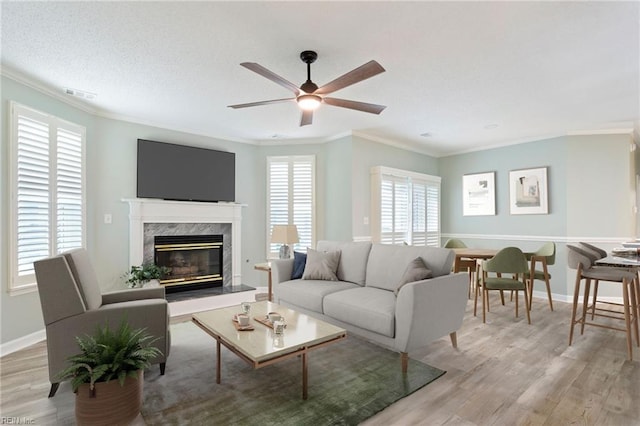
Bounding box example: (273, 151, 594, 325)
(271, 224, 299, 244)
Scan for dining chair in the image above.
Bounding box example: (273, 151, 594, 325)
(567, 244, 639, 360)
(526, 242, 555, 311)
(475, 247, 530, 324)
(444, 238, 476, 298)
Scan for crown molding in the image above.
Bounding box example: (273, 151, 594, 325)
(1, 65, 99, 115)
(351, 131, 439, 157)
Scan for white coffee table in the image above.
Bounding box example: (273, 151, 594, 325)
(192, 301, 347, 399)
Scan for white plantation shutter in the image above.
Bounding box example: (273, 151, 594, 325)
(380, 176, 409, 244)
(10, 102, 86, 292)
(267, 156, 315, 257)
(56, 129, 84, 252)
(372, 166, 440, 247)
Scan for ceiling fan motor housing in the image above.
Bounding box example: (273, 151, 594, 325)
(300, 50, 318, 64)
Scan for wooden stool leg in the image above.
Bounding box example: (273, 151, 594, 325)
(569, 268, 583, 346)
(622, 279, 633, 361)
(591, 280, 599, 320)
(515, 290, 519, 318)
(629, 278, 639, 347)
(580, 279, 591, 335)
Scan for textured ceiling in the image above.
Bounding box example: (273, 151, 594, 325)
(1, 1, 638, 156)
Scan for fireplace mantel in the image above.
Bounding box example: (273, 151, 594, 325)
(123, 198, 246, 286)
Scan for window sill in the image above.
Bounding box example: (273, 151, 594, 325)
(8, 283, 37, 296)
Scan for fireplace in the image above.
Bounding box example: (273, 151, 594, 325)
(154, 234, 223, 293)
(124, 198, 244, 288)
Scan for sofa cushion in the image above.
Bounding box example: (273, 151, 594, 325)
(302, 249, 341, 281)
(316, 241, 372, 286)
(323, 287, 396, 337)
(395, 257, 433, 295)
(275, 279, 359, 313)
(291, 251, 307, 280)
(365, 244, 454, 291)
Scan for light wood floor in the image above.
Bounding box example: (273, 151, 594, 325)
(1, 295, 638, 425)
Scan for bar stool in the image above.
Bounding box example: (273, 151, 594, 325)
(579, 242, 640, 323)
(567, 244, 639, 360)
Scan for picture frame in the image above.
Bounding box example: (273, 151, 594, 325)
(509, 167, 548, 215)
(462, 172, 496, 216)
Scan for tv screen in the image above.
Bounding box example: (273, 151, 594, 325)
(137, 139, 235, 202)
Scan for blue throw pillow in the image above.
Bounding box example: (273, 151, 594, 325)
(291, 251, 307, 280)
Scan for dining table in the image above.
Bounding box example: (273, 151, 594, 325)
(451, 248, 499, 273)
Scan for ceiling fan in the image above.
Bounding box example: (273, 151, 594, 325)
(228, 50, 386, 126)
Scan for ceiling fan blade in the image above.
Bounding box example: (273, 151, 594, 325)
(323, 97, 386, 115)
(240, 62, 300, 95)
(315, 60, 385, 95)
(300, 110, 313, 126)
(228, 98, 294, 109)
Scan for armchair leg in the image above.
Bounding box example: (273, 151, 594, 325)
(449, 332, 458, 349)
(400, 352, 409, 374)
(160, 362, 166, 375)
(48, 382, 60, 398)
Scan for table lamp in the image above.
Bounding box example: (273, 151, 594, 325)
(271, 224, 299, 259)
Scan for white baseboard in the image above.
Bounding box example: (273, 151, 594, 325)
(0, 328, 46, 358)
(531, 290, 622, 305)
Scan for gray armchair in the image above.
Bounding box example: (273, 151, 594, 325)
(34, 248, 170, 397)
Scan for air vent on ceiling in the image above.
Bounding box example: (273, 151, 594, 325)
(64, 87, 97, 100)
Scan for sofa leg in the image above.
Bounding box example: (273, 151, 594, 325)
(400, 352, 408, 374)
(48, 382, 60, 398)
(160, 362, 166, 375)
(449, 332, 458, 349)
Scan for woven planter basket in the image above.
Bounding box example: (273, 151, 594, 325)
(75, 370, 143, 426)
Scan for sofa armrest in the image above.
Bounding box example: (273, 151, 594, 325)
(102, 287, 166, 304)
(394, 272, 468, 353)
(271, 259, 295, 285)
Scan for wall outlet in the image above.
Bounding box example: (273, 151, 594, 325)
(104, 213, 112, 224)
(363, 216, 369, 225)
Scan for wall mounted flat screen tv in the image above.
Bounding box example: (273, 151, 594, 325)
(137, 139, 235, 202)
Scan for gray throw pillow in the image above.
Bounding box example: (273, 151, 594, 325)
(302, 249, 341, 281)
(395, 257, 432, 295)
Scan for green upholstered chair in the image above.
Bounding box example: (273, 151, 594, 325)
(444, 238, 476, 298)
(444, 238, 467, 249)
(526, 242, 556, 311)
(475, 247, 530, 324)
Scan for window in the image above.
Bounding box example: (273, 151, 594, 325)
(266, 156, 315, 257)
(371, 166, 440, 246)
(9, 102, 86, 294)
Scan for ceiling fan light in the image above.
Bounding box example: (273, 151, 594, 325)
(297, 94, 322, 111)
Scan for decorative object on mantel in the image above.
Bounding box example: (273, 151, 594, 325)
(271, 225, 299, 259)
(57, 321, 162, 426)
(125, 263, 170, 288)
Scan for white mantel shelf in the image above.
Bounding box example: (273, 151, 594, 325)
(123, 198, 247, 286)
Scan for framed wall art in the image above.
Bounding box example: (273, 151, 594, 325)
(509, 167, 548, 215)
(462, 171, 496, 216)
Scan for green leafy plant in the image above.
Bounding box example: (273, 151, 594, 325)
(57, 321, 162, 393)
(125, 264, 170, 288)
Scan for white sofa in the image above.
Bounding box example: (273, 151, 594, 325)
(271, 241, 468, 371)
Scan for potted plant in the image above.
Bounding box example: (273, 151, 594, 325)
(125, 263, 170, 288)
(58, 321, 162, 426)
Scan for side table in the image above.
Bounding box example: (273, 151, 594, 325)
(254, 262, 272, 301)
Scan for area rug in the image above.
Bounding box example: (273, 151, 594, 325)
(141, 321, 445, 425)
